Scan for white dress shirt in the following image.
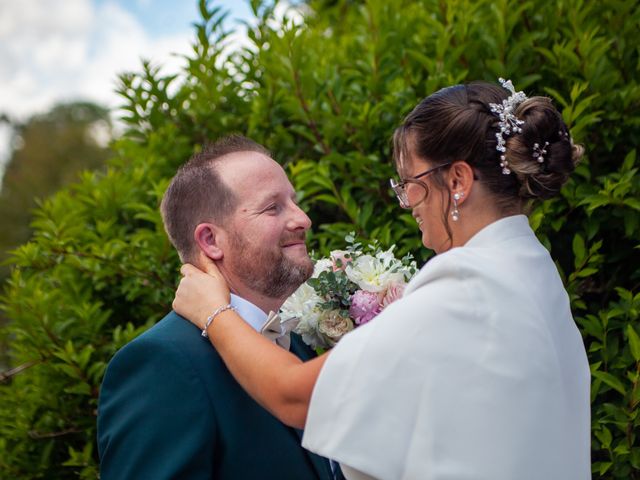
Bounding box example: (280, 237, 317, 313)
(302, 215, 591, 480)
(230, 293, 268, 333)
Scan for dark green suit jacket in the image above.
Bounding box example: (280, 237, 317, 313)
(97, 311, 336, 480)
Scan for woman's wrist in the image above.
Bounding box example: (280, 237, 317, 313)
(201, 304, 236, 338)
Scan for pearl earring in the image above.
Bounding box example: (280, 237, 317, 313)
(452, 192, 464, 222)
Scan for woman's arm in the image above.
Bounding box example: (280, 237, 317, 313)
(174, 263, 327, 429)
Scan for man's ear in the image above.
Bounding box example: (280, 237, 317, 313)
(194, 223, 225, 261)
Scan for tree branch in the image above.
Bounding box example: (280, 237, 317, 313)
(0, 360, 41, 382)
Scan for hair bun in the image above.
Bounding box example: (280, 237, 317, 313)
(504, 97, 584, 199)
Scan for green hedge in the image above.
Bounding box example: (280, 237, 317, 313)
(1, 0, 638, 478)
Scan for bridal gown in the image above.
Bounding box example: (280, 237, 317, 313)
(302, 215, 591, 480)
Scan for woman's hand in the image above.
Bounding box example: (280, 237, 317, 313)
(173, 256, 231, 330)
(173, 254, 324, 429)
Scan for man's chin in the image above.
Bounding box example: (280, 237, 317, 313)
(284, 256, 314, 283)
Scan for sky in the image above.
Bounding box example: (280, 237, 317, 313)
(0, 0, 256, 173)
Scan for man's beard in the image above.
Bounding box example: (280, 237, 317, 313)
(227, 230, 314, 299)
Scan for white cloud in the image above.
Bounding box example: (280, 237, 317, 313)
(0, 0, 194, 120)
(0, 0, 303, 176)
(0, 0, 196, 172)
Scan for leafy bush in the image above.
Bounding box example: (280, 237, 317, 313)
(0, 0, 638, 478)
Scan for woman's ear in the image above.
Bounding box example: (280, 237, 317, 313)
(447, 161, 474, 205)
(194, 223, 225, 261)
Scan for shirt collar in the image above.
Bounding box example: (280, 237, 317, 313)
(229, 293, 269, 333)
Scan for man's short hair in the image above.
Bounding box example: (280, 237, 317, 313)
(160, 135, 270, 262)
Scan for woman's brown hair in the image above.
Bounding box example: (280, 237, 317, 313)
(393, 81, 583, 231)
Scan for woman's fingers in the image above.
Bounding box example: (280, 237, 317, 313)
(197, 251, 223, 277)
(180, 263, 201, 276)
(174, 255, 231, 329)
(174, 274, 215, 328)
(179, 256, 223, 279)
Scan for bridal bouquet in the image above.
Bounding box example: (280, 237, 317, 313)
(280, 234, 417, 349)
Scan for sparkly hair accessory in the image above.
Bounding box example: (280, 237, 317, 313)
(559, 129, 572, 143)
(489, 78, 528, 174)
(532, 141, 549, 163)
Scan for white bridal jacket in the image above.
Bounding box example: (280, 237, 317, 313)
(302, 215, 591, 480)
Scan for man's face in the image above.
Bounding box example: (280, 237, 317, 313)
(216, 152, 314, 299)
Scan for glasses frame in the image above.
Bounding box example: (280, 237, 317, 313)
(390, 162, 452, 209)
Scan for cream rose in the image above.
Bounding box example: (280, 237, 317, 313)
(317, 310, 354, 347)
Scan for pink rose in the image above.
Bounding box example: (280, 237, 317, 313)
(330, 250, 352, 271)
(380, 282, 405, 308)
(349, 290, 381, 325)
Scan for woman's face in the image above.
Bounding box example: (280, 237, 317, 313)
(398, 150, 452, 254)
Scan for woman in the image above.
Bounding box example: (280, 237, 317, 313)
(173, 80, 591, 479)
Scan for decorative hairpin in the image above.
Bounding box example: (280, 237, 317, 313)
(533, 141, 549, 163)
(489, 78, 528, 175)
(558, 129, 573, 144)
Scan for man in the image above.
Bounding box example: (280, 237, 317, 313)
(97, 135, 337, 479)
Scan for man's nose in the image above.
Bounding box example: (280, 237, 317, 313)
(288, 202, 312, 230)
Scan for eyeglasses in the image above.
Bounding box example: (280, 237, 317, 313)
(389, 163, 452, 209)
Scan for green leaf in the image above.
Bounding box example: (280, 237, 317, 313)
(628, 325, 640, 362)
(598, 461, 613, 475)
(595, 426, 612, 448)
(592, 371, 627, 396)
(622, 149, 636, 172)
(631, 447, 640, 469)
(572, 234, 586, 268)
(624, 198, 640, 211)
(575, 267, 598, 278)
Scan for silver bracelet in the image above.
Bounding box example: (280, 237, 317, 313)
(201, 304, 236, 338)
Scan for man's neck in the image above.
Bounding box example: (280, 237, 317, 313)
(195, 258, 288, 314)
(229, 285, 284, 315)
